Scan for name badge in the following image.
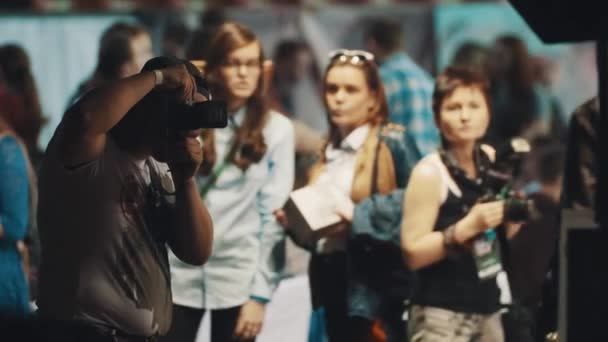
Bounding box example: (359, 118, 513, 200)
(473, 229, 503, 280)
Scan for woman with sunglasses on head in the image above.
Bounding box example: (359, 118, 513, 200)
(401, 66, 524, 342)
(163, 22, 295, 342)
(277, 49, 421, 342)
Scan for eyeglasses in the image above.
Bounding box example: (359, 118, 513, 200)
(328, 49, 375, 65)
(221, 59, 262, 73)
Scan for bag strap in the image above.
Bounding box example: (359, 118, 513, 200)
(370, 131, 382, 195)
(199, 136, 240, 198)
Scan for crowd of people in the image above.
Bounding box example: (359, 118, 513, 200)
(0, 12, 594, 342)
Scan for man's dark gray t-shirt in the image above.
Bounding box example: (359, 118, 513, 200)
(37, 134, 175, 336)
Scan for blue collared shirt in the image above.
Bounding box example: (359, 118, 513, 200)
(379, 52, 439, 156)
(169, 108, 295, 309)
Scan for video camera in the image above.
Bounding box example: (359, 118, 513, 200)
(166, 79, 228, 130)
(142, 57, 228, 130)
(168, 99, 228, 130)
(482, 137, 541, 222)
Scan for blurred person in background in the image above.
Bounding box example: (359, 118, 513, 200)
(162, 20, 191, 60)
(269, 39, 324, 131)
(277, 48, 421, 342)
(485, 35, 565, 145)
(165, 22, 295, 342)
(66, 21, 153, 107)
(186, 8, 228, 61)
(502, 138, 563, 342)
(0, 44, 47, 169)
(450, 41, 489, 72)
(402, 66, 525, 342)
(0, 44, 45, 304)
(0, 73, 37, 320)
(365, 18, 439, 156)
(562, 96, 598, 210)
(269, 39, 326, 189)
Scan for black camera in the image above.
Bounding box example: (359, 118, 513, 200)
(483, 137, 541, 222)
(169, 100, 228, 130)
(504, 196, 540, 222)
(141, 57, 229, 130)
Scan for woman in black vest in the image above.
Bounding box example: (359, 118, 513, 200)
(401, 66, 523, 341)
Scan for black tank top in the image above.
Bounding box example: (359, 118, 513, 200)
(411, 147, 501, 314)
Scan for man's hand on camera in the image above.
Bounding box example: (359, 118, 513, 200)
(168, 130, 204, 186)
(156, 64, 197, 104)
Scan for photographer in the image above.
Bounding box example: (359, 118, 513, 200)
(401, 66, 523, 342)
(34, 57, 214, 341)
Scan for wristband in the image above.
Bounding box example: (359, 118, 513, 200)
(442, 224, 459, 255)
(153, 70, 163, 85)
(250, 295, 269, 304)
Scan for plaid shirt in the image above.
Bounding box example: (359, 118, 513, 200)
(379, 52, 439, 156)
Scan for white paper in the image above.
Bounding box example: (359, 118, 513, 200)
(289, 183, 352, 231)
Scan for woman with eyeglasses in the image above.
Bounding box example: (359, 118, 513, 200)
(401, 66, 524, 342)
(163, 22, 295, 342)
(276, 49, 421, 342)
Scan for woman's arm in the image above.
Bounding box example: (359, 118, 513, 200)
(400, 162, 447, 270)
(401, 162, 505, 271)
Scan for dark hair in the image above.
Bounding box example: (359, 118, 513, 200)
(492, 35, 534, 94)
(273, 40, 304, 63)
(95, 22, 149, 82)
(485, 35, 539, 142)
(186, 8, 227, 60)
(0, 44, 46, 153)
(364, 18, 404, 53)
(451, 41, 488, 71)
(200, 22, 268, 174)
(272, 39, 320, 85)
(322, 52, 389, 151)
(433, 66, 491, 123)
(162, 20, 191, 58)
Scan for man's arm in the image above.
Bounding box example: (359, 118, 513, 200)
(57, 65, 196, 168)
(170, 178, 214, 265)
(166, 132, 213, 266)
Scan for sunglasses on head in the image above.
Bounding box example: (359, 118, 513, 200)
(328, 49, 375, 64)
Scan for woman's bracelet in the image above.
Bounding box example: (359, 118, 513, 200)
(442, 224, 460, 255)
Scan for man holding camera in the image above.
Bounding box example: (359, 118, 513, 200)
(31, 57, 214, 341)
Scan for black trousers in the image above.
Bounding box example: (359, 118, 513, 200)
(160, 304, 255, 342)
(503, 304, 537, 342)
(310, 252, 408, 342)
